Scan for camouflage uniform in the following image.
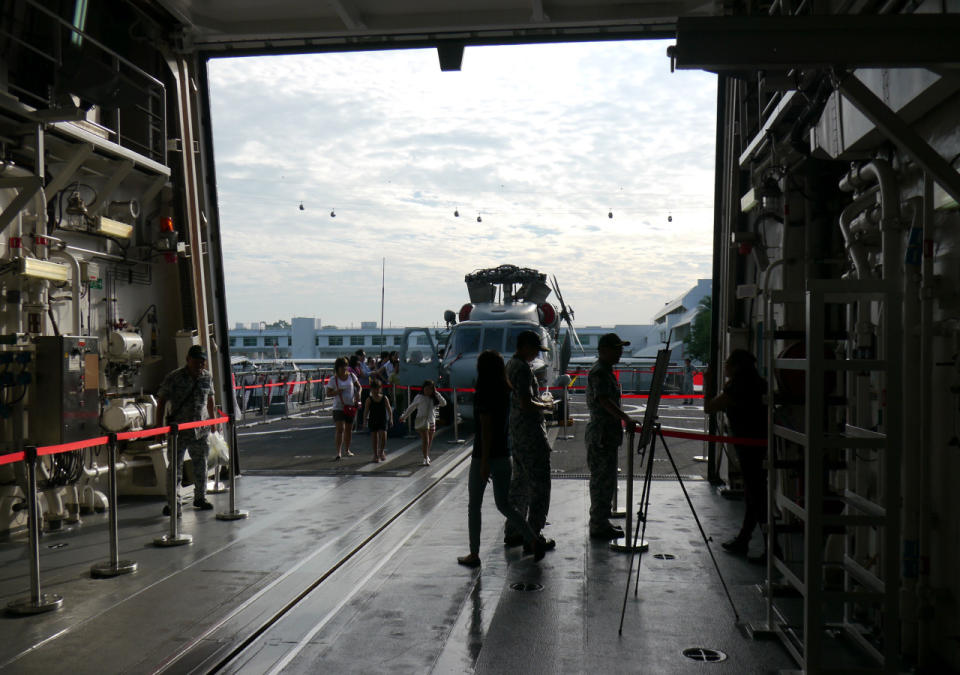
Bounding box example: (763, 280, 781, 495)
(504, 354, 552, 538)
(157, 366, 214, 501)
(585, 359, 623, 531)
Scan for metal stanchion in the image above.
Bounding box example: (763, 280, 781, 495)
(447, 389, 464, 444)
(92, 435, 138, 578)
(559, 382, 574, 440)
(217, 421, 249, 521)
(154, 425, 192, 547)
(610, 428, 647, 553)
(8, 446, 63, 615)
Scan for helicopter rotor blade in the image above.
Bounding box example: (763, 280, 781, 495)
(551, 275, 584, 352)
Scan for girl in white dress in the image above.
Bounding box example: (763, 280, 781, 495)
(399, 380, 446, 465)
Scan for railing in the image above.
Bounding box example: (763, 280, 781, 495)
(1, 0, 168, 165)
(3, 413, 242, 616)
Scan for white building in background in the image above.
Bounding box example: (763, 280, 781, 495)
(633, 278, 712, 360)
(228, 279, 710, 363)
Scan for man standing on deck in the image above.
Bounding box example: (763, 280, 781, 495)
(156, 344, 218, 514)
(503, 330, 555, 552)
(586, 333, 640, 540)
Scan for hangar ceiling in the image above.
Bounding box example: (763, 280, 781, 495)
(153, 0, 717, 52)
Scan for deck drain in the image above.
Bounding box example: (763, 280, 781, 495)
(510, 582, 543, 592)
(47, 543, 68, 549)
(682, 648, 727, 663)
(652, 553, 676, 560)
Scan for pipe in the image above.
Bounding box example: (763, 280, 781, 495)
(48, 249, 81, 335)
(917, 173, 934, 667)
(837, 186, 879, 280)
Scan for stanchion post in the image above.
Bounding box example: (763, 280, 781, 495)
(217, 419, 249, 521)
(610, 427, 647, 553)
(92, 435, 138, 578)
(154, 424, 192, 547)
(7, 446, 63, 615)
(447, 388, 464, 444)
(560, 383, 574, 441)
(611, 431, 626, 518)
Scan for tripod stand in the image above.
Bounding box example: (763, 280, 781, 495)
(618, 421, 741, 634)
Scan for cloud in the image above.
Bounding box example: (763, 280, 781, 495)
(208, 41, 716, 328)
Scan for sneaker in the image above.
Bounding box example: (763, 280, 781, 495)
(721, 537, 750, 555)
(193, 498, 214, 510)
(503, 533, 525, 547)
(426, 457, 431, 466)
(422, 458, 428, 466)
(162, 503, 182, 517)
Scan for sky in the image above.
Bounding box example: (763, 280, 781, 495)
(207, 41, 717, 329)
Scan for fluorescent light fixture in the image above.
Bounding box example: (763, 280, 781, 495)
(740, 187, 758, 213)
(96, 216, 134, 239)
(19, 258, 69, 282)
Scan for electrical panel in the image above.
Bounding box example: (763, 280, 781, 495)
(33, 336, 100, 445)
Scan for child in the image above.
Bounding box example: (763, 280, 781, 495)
(364, 379, 393, 463)
(399, 380, 446, 466)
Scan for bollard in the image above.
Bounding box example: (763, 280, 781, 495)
(217, 421, 249, 521)
(154, 425, 192, 547)
(8, 446, 63, 615)
(610, 428, 647, 553)
(559, 384, 574, 441)
(447, 389, 465, 444)
(92, 435, 138, 578)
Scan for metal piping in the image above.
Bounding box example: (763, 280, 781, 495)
(917, 173, 934, 667)
(837, 186, 879, 279)
(48, 249, 81, 335)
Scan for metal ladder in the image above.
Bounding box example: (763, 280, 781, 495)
(764, 278, 901, 673)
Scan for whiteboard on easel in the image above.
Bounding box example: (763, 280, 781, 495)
(637, 347, 672, 451)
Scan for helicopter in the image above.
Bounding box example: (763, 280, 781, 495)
(395, 265, 583, 420)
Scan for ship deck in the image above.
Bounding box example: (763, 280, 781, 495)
(0, 401, 796, 674)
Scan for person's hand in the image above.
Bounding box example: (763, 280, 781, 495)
(625, 417, 640, 433)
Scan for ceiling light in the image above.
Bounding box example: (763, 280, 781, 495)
(96, 216, 133, 239)
(19, 258, 69, 282)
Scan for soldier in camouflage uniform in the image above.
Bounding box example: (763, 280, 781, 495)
(586, 333, 640, 540)
(156, 344, 219, 514)
(503, 330, 556, 552)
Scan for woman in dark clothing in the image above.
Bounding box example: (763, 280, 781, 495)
(457, 350, 545, 568)
(705, 349, 770, 561)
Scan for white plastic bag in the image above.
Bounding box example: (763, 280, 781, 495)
(207, 431, 230, 464)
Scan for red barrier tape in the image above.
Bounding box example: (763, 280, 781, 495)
(37, 436, 110, 457)
(177, 415, 229, 431)
(0, 415, 233, 466)
(116, 426, 171, 442)
(623, 394, 704, 399)
(0, 451, 25, 466)
(657, 427, 766, 447)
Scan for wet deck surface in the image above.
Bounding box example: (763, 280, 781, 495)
(0, 403, 795, 674)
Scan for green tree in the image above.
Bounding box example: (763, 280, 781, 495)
(683, 295, 712, 363)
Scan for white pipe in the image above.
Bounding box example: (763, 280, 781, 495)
(48, 249, 81, 335)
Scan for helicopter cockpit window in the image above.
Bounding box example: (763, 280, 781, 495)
(506, 325, 540, 353)
(481, 327, 504, 353)
(405, 332, 435, 364)
(450, 327, 481, 355)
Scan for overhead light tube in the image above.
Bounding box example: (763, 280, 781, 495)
(19, 258, 69, 282)
(96, 216, 134, 239)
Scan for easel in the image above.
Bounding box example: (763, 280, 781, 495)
(617, 347, 741, 634)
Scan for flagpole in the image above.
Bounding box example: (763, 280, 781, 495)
(380, 257, 385, 342)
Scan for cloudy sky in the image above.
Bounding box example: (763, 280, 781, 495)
(207, 41, 716, 329)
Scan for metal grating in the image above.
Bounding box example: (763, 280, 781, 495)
(510, 582, 543, 592)
(682, 648, 727, 662)
(652, 553, 676, 560)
